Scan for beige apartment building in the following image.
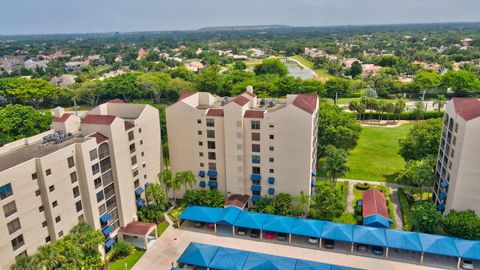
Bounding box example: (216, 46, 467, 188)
(433, 98, 480, 214)
(0, 100, 162, 269)
(166, 87, 318, 204)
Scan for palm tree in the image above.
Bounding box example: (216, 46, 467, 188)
(145, 183, 168, 206)
(10, 255, 41, 270)
(36, 244, 62, 270)
(433, 95, 447, 117)
(176, 170, 196, 195)
(158, 170, 172, 196)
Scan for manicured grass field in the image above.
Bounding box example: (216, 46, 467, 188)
(157, 221, 169, 236)
(345, 123, 413, 182)
(108, 250, 145, 270)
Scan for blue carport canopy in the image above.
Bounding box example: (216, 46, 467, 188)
(209, 246, 249, 270)
(220, 206, 242, 225)
(177, 242, 219, 267)
(290, 218, 325, 238)
(234, 211, 268, 230)
(363, 214, 391, 228)
(385, 229, 422, 252)
(294, 259, 332, 270)
(243, 252, 297, 270)
(418, 233, 459, 257)
(352, 225, 387, 247)
(454, 239, 480, 260)
(321, 222, 353, 242)
(261, 214, 295, 234)
(179, 206, 223, 223)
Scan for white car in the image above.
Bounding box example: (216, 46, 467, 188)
(461, 259, 474, 270)
(308, 237, 319, 244)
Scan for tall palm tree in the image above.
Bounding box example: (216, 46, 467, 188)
(10, 255, 41, 270)
(158, 170, 172, 195)
(176, 170, 196, 195)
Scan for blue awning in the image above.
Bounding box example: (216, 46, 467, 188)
(144, 182, 151, 188)
(385, 229, 422, 252)
(311, 180, 316, 187)
(177, 242, 219, 268)
(199, 170, 206, 177)
(179, 206, 224, 223)
(261, 214, 295, 234)
(312, 171, 316, 177)
(321, 222, 353, 242)
(437, 204, 445, 211)
(209, 247, 249, 270)
(251, 185, 261, 192)
(102, 225, 113, 236)
(234, 211, 268, 230)
(242, 252, 297, 270)
(136, 198, 145, 208)
(353, 225, 387, 247)
(418, 233, 459, 257)
(105, 238, 116, 249)
(251, 174, 261, 182)
(251, 195, 261, 202)
(268, 188, 275, 195)
(439, 192, 447, 200)
(100, 212, 112, 223)
(199, 181, 206, 188)
(441, 180, 449, 189)
(268, 177, 275, 184)
(363, 214, 391, 228)
(208, 170, 217, 177)
(208, 180, 218, 187)
(290, 218, 325, 238)
(454, 239, 480, 260)
(135, 187, 144, 195)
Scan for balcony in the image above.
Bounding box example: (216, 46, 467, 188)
(199, 171, 206, 177)
(207, 170, 217, 178)
(208, 180, 218, 188)
(251, 185, 261, 192)
(199, 181, 206, 188)
(251, 174, 261, 182)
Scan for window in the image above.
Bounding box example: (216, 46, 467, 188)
(269, 169, 274, 173)
(134, 179, 140, 188)
(96, 191, 104, 202)
(252, 144, 260, 152)
(0, 183, 13, 200)
(58, 231, 63, 237)
(269, 134, 274, 139)
(45, 236, 51, 243)
(7, 218, 21, 234)
(31, 173, 38, 180)
(98, 143, 109, 159)
(67, 156, 75, 168)
(142, 163, 146, 168)
(198, 130, 202, 135)
(269, 146, 274, 151)
(42, 221, 47, 227)
(102, 171, 113, 186)
(131, 156, 137, 166)
(269, 157, 274, 163)
(133, 169, 139, 177)
(70, 172, 77, 183)
(236, 121, 242, 127)
(237, 144, 242, 150)
(92, 163, 100, 175)
(141, 152, 144, 157)
(3, 201, 17, 217)
(251, 121, 260, 130)
(75, 201, 83, 212)
(39, 206, 44, 212)
(129, 143, 136, 154)
(140, 140, 143, 145)
(208, 152, 216, 160)
(269, 124, 274, 128)
(11, 235, 24, 251)
(16, 251, 27, 259)
(52, 201, 58, 208)
(138, 128, 142, 133)
(55, 216, 61, 223)
(453, 136, 457, 146)
(197, 119, 202, 124)
(207, 141, 216, 149)
(104, 184, 115, 199)
(252, 133, 260, 141)
(49, 185, 55, 192)
(200, 163, 204, 167)
(198, 141, 203, 146)
(45, 169, 51, 176)
(199, 152, 204, 157)
(207, 130, 215, 138)
(73, 187, 80, 198)
(252, 167, 261, 174)
(100, 157, 111, 172)
(98, 205, 106, 215)
(208, 163, 216, 170)
(455, 123, 459, 133)
(252, 155, 261, 164)
(94, 178, 102, 189)
(206, 118, 215, 127)
(128, 131, 134, 141)
(89, 149, 98, 161)
(35, 190, 41, 197)
(144, 174, 147, 179)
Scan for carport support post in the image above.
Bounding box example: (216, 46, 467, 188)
(260, 230, 263, 240)
(420, 252, 424, 264)
(214, 224, 217, 234)
(351, 243, 354, 253)
(288, 234, 291, 244)
(385, 247, 389, 258)
(319, 238, 322, 249)
(456, 257, 461, 269)
(144, 236, 148, 250)
(232, 226, 235, 236)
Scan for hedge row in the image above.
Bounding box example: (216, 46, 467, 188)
(398, 188, 413, 231)
(347, 111, 444, 120)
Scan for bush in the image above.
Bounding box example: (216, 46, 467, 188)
(110, 241, 135, 261)
(356, 215, 363, 224)
(355, 182, 370, 190)
(398, 188, 413, 231)
(349, 111, 444, 121)
(137, 204, 165, 223)
(183, 189, 225, 208)
(411, 201, 441, 233)
(354, 205, 363, 215)
(443, 210, 480, 240)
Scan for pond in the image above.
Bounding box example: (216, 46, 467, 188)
(281, 58, 316, 80)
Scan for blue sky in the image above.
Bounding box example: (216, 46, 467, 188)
(1, 0, 479, 35)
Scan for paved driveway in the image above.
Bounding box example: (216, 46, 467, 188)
(133, 226, 445, 270)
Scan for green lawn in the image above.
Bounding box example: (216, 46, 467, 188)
(108, 250, 145, 270)
(157, 221, 169, 236)
(345, 123, 413, 182)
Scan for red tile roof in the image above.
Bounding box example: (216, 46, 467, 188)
(362, 189, 389, 219)
(178, 90, 196, 101)
(292, 94, 318, 114)
(452, 98, 480, 121)
(124, 121, 135, 130)
(244, 110, 264, 118)
(118, 221, 156, 236)
(232, 95, 249, 106)
(81, 114, 116, 125)
(88, 132, 108, 144)
(52, 113, 72, 123)
(107, 99, 125, 104)
(206, 108, 224, 117)
(224, 194, 250, 209)
(243, 90, 256, 97)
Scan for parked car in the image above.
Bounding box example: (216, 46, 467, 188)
(461, 259, 474, 270)
(193, 221, 203, 228)
(265, 231, 276, 239)
(357, 244, 368, 253)
(207, 223, 215, 229)
(371, 246, 384, 256)
(250, 229, 260, 238)
(237, 227, 248, 236)
(277, 233, 288, 241)
(308, 237, 319, 244)
(324, 239, 335, 249)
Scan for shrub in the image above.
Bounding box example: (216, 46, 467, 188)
(354, 205, 363, 215)
(183, 189, 225, 207)
(443, 210, 480, 240)
(398, 188, 413, 231)
(356, 215, 363, 224)
(350, 111, 444, 120)
(110, 241, 135, 261)
(355, 182, 370, 190)
(411, 201, 441, 233)
(137, 204, 165, 223)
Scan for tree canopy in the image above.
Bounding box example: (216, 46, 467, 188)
(254, 58, 288, 77)
(398, 118, 442, 161)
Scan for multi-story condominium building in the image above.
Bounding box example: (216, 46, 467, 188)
(433, 98, 480, 214)
(166, 87, 318, 204)
(0, 100, 162, 269)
